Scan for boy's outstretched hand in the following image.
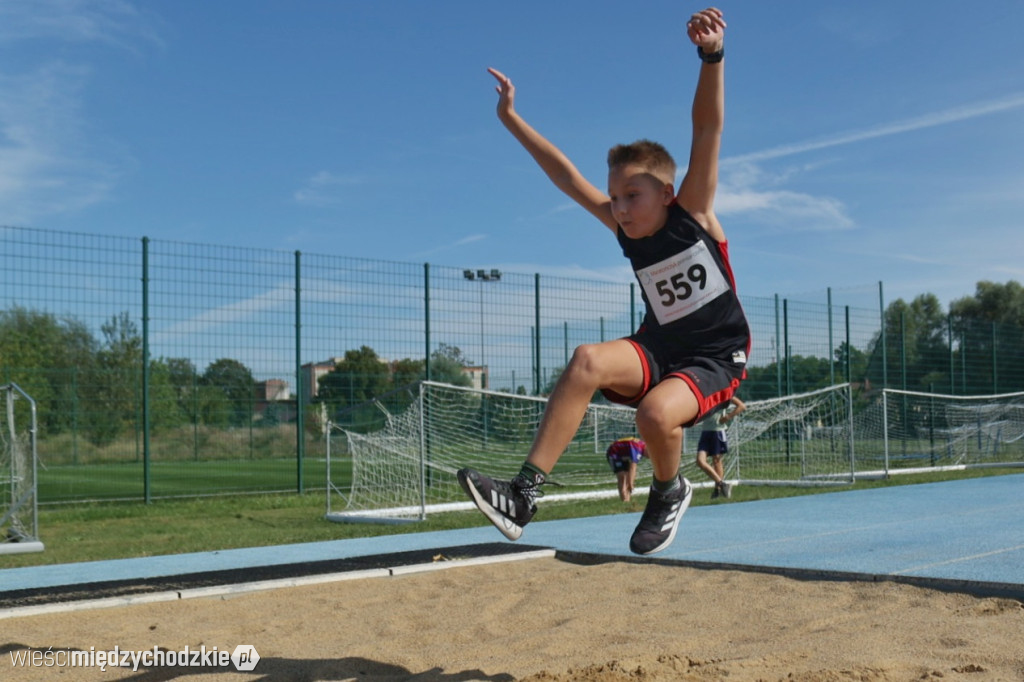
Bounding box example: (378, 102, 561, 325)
(487, 67, 516, 121)
(687, 7, 726, 51)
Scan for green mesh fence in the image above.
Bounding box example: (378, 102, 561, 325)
(2, 224, 1022, 502)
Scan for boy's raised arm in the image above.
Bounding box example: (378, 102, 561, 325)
(488, 68, 617, 232)
(677, 8, 726, 241)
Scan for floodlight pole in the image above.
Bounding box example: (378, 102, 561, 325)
(463, 268, 501, 389)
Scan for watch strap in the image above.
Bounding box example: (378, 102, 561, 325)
(697, 45, 724, 63)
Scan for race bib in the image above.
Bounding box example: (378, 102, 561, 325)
(636, 240, 730, 325)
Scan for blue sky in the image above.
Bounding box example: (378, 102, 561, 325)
(2, 0, 1023, 311)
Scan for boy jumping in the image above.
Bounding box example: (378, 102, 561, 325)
(458, 7, 750, 555)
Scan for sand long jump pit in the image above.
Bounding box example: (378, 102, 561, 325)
(2, 544, 1022, 681)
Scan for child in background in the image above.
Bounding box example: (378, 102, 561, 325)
(695, 395, 745, 499)
(606, 437, 648, 502)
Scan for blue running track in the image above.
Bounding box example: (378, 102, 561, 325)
(2, 474, 1022, 611)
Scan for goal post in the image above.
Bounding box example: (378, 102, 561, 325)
(1, 382, 44, 554)
(324, 382, 434, 524)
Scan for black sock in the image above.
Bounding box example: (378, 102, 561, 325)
(652, 474, 680, 493)
(518, 462, 547, 486)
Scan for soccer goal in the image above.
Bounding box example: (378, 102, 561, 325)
(1, 383, 43, 554)
(855, 388, 1024, 476)
(325, 381, 639, 523)
(722, 383, 856, 486)
(325, 380, 857, 523)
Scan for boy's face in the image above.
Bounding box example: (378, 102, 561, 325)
(607, 164, 675, 239)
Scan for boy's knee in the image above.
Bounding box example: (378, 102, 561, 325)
(558, 344, 604, 386)
(634, 402, 676, 438)
(567, 343, 601, 373)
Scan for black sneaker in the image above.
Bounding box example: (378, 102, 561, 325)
(711, 483, 720, 500)
(457, 468, 542, 541)
(629, 476, 692, 555)
(720, 481, 733, 499)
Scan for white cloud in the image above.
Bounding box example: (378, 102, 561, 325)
(455, 234, 486, 246)
(708, 93, 1024, 234)
(992, 265, 1024, 278)
(717, 186, 853, 231)
(0, 0, 162, 226)
(293, 171, 366, 207)
(151, 281, 293, 345)
(407, 233, 487, 260)
(0, 0, 163, 50)
(714, 160, 853, 232)
(708, 94, 1024, 233)
(549, 201, 579, 214)
(0, 63, 125, 224)
(724, 93, 1024, 165)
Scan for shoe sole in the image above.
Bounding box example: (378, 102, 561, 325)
(457, 470, 523, 541)
(631, 478, 693, 556)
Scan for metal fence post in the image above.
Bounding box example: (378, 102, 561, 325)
(827, 288, 834, 385)
(630, 282, 636, 329)
(424, 263, 431, 381)
(294, 250, 304, 493)
(879, 281, 887, 389)
(948, 315, 955, 394)
(563, 322, 569, 367)
(845, 306, 851, 382)
(784, 299, 791, 395)
(534, 273, 541, 395)
(774, 294, 781, 396)
(992, 321, 998, 393)
(142, 237, 151, 504)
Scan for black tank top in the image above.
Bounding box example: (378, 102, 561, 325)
(616, 203, 750, 361)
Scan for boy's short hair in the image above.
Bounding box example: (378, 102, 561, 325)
(607, 139, 677, 186)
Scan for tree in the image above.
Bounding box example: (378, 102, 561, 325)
(949, 280, 1024, 392)
(391, 358, 425, 388)
(316, 346, 391, 410)
(949, 280, 1024, 328)
(429, 344, 471, 388)
(833, 342, 868, 385)
(166, 357, 200, 423)
(875, 294, 949, 392)
(88, 312, 143, 445)
(147, 358, 191, 430)
(198, 384, 232, 427)
(201, 358, 256, 427)
(0, 305, 97, 435)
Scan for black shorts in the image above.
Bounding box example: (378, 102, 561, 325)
(601, 333, 745, 427)
(697, 430, 728, 456)
(607, 456, 633, 474)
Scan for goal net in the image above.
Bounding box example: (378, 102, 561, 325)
(1, 383, 43, 554)
(855, 388, 1024, 475)
(326, 381, 638, 522)
(721, 383, 855, 486)
(326, 381, 856, 522)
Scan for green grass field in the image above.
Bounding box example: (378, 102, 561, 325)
(2, 467, 1018, 570)
(37, 457, 340, 501)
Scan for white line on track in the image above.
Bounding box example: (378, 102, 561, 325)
(0, 549, 556, 620)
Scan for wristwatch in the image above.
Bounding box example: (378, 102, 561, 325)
(697, 45, 724, 63)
